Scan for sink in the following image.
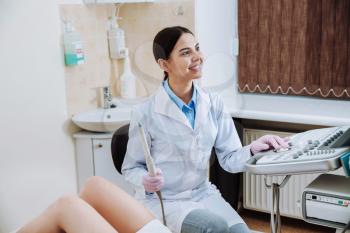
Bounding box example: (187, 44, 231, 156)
(72, 107, 132, 132)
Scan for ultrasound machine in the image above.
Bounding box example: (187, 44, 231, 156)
(245, 126, 350, 233)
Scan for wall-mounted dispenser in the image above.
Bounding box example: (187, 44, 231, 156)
(107, 15, 125, 59)
(63, 21, 85, 66)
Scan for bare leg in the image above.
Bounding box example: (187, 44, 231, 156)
(17, 195, 117, 233)
(80, 176, 155, 233)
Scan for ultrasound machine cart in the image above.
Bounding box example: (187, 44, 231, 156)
(245, 126, 350, 233)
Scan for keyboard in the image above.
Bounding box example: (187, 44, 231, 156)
(245, 126, 350, 175)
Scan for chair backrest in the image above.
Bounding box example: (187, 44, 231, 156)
(111, 124, 130, 174)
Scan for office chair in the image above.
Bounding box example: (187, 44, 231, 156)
(111, 124, 130, 174)
(110, 121, 241, 209)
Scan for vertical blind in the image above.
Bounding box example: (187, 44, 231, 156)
(238, 0, 350, 99)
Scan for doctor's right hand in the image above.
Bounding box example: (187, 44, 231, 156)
(250, 135, 289, 155)
(142, 168, 164, 193)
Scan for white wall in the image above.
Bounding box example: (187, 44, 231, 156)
(195, 0, 350, 125)
(0, 1, 77, 232)
(195, 0, 239, 103)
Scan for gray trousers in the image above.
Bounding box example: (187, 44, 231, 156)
(181, 209, 251, 233)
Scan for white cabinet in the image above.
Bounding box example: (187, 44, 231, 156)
(74, 131, 133, 194)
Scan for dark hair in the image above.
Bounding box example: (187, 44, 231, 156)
(153, 26, 194, 81)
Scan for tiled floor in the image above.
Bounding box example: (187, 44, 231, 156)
(240, 209, 335, 233)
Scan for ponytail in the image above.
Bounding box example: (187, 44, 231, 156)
(163, 71, 168, 81)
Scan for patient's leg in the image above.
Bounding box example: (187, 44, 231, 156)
(80, 176, 155, 233)
(17, 195, 117, 233)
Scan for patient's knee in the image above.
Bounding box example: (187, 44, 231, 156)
(54, 195, 83, 216)
(85, 176, 107, 188)
(80, 176, 106, 196)
(56, 195, 80, 207)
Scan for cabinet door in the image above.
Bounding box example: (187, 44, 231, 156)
(75, 138, 95, 191)
(93, 139, 133, 194)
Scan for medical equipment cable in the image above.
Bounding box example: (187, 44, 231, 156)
(156, 190, 167, 226)
(138, 123, 167, 226)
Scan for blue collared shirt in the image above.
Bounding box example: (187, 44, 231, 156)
(163, 80, 197, 129)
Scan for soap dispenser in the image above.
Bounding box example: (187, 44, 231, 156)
(107, 16, 125, 59)
(63, 21, 85, 66)
(120, 48, 136, 99)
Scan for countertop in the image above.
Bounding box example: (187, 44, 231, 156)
(229, 109, 350, 127)
(222, 94, 350, 127)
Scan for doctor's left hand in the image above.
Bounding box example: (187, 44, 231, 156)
(142, 168, 164, 193)
(250, 135, 289, 155)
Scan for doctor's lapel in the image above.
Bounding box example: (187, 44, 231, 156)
(154, 86, 193, 129)
(194, 87, 211, 131)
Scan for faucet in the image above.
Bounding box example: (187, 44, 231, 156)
(102, 86, 113, 109)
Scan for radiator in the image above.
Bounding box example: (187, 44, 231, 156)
(243, 128, 319, 219)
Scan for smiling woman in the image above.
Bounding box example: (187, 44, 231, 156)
(121, 26, 288, 233)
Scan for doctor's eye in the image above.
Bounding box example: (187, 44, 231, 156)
(195, 45, 200, 51)
(181, 50, 191, 56)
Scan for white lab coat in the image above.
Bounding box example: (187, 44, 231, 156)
(122, 84, 251, 233)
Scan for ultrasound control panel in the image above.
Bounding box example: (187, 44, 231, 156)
(245, 126, 350, 175)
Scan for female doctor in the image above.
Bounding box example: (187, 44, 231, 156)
(122, 26, 288, 233)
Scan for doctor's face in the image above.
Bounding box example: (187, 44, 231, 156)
(166, 33, 203, 82)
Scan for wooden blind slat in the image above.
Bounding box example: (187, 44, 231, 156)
(269, 0, 282, 91)
(305, 0, 322, 93)
(280, 0, 293, 91)
(238, 0, 247, 90)
(258, 0, 270, 90)
(333, 0, 349, 96)
(320, 0, 335, 95)
(290, 0, 308, 91)
(247, 0, 259, 90)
